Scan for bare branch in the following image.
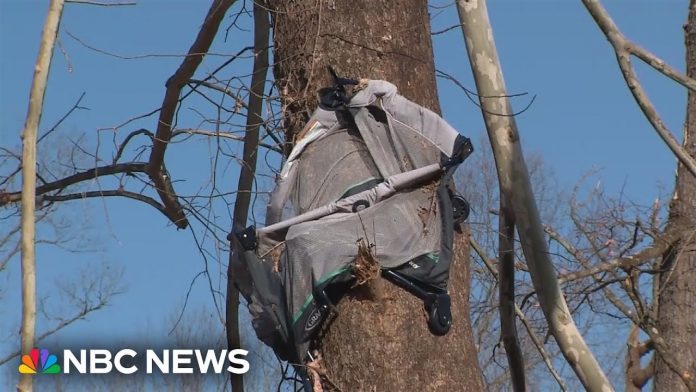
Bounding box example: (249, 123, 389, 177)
(0, 162, 148, 205)
(557, 227, 680, 284)
(432, 23, 463, 35)
(172, 129, 281, 153)
(147, 0, 237, 230)
(625, 324, 654, 392)
(112, 128, 153, 164)
(582, 1, 696, 93)
(630, 43, 696, 91)
(514, 305, 568, 392)
(188, 79, 248, 110)
(0, 160, 193, 228)
(582, 0, 696, 178)
(0, 294, 110, 367)
(547, 221, 695, 390)
(470, 238, 568, 392)
(545, 223, 639, 322)
(498, 205, 526, 391)
(64, 30, 245, 60)
(38, 92, 87, 144)
(43, 190, 169, 220)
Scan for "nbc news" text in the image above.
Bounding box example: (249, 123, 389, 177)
(61, 349, 249, 374)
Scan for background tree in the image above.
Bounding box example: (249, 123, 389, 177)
(580, 0, 696, 389)
(17, 1, 64, 391)
(655, 1, 696, 390)
(226, 3, 269, 392)
(458, 1, 611, 390)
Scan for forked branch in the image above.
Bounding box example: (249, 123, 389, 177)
(147, 0, 237, 229)
(582, 0, 696, 178)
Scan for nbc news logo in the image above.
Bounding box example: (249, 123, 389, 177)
(18, 347, 249, 375)
(18, 348, 61, 374)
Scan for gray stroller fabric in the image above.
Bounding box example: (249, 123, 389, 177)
(232, 79, 468, 363)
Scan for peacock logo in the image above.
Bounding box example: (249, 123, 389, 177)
(18, 348, 61, 374)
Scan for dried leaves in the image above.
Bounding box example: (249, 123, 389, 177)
(353, 237, 380, 287)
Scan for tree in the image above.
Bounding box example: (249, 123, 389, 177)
(17, 1, 65, 391)
(268, 0, 485, 390)
(579, 0, 696, 389)
(655, 1, 696, 390)
(226, 3, 269, 392)
(456, 1, 612, 390)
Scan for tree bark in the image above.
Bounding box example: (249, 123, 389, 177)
(655, 1, 696, 391)
(456, 1, 612, 390)
(268, 1, 485, 390)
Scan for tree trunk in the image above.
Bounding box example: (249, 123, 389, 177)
(18, 1, 65, 391)
(655, 1, 696, 391)
(457, 1, 611, 391)
(268, 1, 485, 390)
(226, 3, 269, 391)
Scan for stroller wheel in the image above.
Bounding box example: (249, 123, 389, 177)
(451, 195, 470, 225)
(426, 293, 452, 336)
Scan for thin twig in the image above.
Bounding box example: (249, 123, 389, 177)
(172, 129, 281, 153)
(112, 128, 154, 164)
(42, 190, 169, 220)
(38, 92, 87, 144)
(0, 297, 110, 367)
(188, 79, 248, 110)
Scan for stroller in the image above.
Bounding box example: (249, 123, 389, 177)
(230, 74, 472, 369)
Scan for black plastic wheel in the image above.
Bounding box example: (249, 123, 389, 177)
(426, 295, 452, 336)
(451, 195, 470, 225)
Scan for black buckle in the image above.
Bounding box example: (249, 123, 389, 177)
(234, 225, 257, 251)
(318, 66, 358, 111)
(442, 135, 474, 168)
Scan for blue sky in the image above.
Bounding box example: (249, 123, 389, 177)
(0, 0, 689, 390)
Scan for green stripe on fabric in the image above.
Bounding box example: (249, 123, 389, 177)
(426, 252, 439, 263)
(292, 266, 350, 324)
(336, 176, 383, 200)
